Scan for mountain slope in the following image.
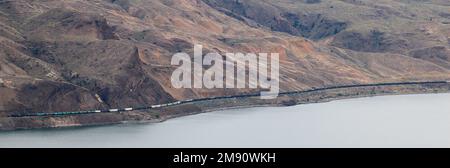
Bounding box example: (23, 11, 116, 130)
(0, 0, 449, 116)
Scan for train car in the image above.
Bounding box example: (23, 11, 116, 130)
(134, 106, 149, 110)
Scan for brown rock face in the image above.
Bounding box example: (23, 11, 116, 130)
(0, 0, 450, 116)
(202, 0, 348, 39)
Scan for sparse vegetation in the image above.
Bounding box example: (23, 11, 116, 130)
(0, 0, 449, 130)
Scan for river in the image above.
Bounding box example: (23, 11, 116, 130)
(1, 93, 449, 148)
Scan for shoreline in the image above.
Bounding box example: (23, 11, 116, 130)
(152, 91, 450, 124)
(2, 91, 449, 133)
(1, 82, 450, 131)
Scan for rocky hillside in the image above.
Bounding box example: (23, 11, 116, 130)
(0, 0, 449, 116)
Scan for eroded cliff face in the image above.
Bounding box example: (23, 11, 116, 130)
(0, 0, 450, 118)
(202, 0, 348, 39)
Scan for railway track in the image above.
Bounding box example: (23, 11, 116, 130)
(8, 81, 449, 118)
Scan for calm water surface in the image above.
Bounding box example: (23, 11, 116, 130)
(1, 93, 449, 148)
